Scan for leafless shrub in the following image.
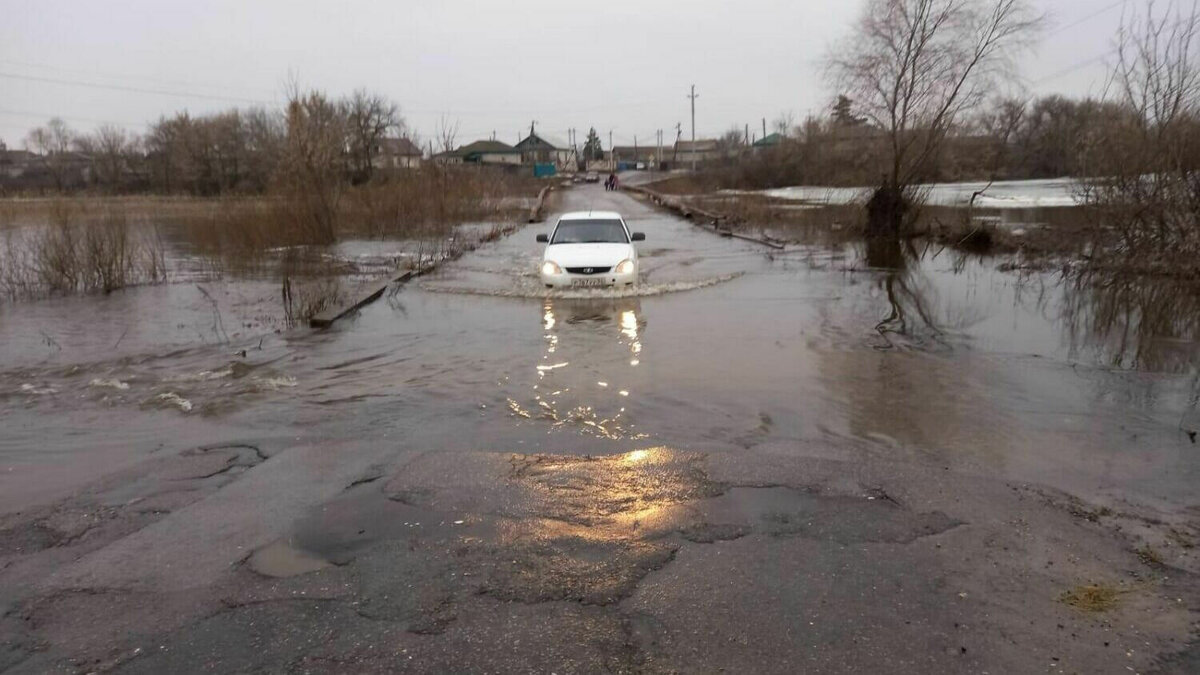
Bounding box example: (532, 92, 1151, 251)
(32, 203, 81, 293)
(1, 199, 169, 299)
(1080, 0, 1200, 275)
(279, 250, 348, 327)
(82, 208, 134, 292)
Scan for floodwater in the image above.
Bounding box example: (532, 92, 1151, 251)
(1, 182, 1197, 518)
(756, 177, 1082, 209)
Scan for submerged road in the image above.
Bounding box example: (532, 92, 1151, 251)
(0, 182, 1197, 673)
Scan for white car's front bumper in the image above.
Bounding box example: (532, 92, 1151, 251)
(541, 267, 637, 288)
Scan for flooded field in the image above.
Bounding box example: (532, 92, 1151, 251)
(1, 182, 1198, 672)
(755, 177, 1082, 209)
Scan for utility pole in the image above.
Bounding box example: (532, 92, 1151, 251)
(673, 123, 682, 163)
(744, 123, 749, 146)
(688, 84, 699, 171)
(762, 118, 767, 140)
(657, 129, 662, 170)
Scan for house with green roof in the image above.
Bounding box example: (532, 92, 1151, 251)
(434, 140, 522, 166)
(752, 133, 785, 150)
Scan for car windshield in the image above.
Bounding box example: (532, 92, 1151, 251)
(550, 219, 628, 244)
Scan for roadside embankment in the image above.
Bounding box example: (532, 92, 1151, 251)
(312, 185, 558, 328)
(622, 183, 785, 249)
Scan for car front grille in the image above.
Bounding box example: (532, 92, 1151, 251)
(565, 266, 611, 275)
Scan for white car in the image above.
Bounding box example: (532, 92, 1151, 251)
(537, 211, 645, 288)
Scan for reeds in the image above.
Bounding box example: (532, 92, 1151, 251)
(0, 200, 167, 300)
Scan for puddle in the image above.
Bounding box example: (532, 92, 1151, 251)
(246, 539, 333, 578)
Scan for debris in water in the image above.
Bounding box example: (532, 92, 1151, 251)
(154, 392, 194, 412)
(89, 378, 130, 390)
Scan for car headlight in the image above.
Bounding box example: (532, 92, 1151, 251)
(615, 259, 636, 274)
(541, 261, 562, 276)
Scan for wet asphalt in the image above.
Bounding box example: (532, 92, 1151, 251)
(0, 183, 1198, 673)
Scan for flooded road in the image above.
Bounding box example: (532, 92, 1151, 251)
(2, 183, 1198, 672)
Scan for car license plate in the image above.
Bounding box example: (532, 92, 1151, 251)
(572, 278, 605, 287)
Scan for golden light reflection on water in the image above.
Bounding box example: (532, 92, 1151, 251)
(508, 300, 648, 440)
(620, 310, 642, 366)
(504, 448, 714, 551)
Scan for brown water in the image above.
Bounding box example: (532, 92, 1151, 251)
(1, 185, 1197, 516)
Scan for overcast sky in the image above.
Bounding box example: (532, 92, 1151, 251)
(2, 0, 1130, 150)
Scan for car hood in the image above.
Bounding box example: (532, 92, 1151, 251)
(544, 243, 634, 267)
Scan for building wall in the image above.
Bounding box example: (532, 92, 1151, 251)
(478, 153, 522, 165)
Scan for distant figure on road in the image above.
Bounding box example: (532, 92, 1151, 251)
(604, 175, 612, 191)
(608, 173, 619, 191)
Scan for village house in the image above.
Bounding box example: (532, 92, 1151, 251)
(0, 142, 37, 180)
(371, 137, 423, 170)
(514, 132, 574, 169)
(752, 133, 785, 151)
(611, 145, 661, 169)
(672, 139, 721, 165)
(458, 140, 522, 165)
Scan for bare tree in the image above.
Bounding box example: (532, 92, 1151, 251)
(436, 115, 460, 154)
(24, 118, 75, 191)
(1082, 0, 1200, 272)
(973, 96, 1026, 173)
(716, 125, 746, 158)
(242, 106, 285, 192)
(76, 125, 140, 193)
(342, 89, 402, 183)
(279, 86, 346, 243)
(772, 112, 797, 136)
(826, 0, 1041, 234)
(145, 114, 182, 193)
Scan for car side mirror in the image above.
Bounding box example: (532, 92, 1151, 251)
(631, 232, 646, 241)
(536, 234, 549, 243)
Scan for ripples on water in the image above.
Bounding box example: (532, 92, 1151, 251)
(1, 192, 1198, 508)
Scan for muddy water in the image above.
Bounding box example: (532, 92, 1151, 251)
(1, 184, 1197, 515)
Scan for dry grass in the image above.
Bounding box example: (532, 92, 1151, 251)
(0, 195, 232, 230)
(1135, 544, 1165, 567)
(0, 201, 167, 300)
(1059, 583, 1126, 612)
(167, 167, 538, 272)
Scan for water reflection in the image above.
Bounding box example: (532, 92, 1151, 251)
(1060, 271, 1200, 375)
(863, 238, 974, 349)
(509, 297, 648, 440)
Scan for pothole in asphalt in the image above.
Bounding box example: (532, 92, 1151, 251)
(246, 539, 334, 578)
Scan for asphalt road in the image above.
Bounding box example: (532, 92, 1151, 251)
(1, 183, 1197, 674)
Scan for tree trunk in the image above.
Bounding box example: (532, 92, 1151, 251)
(865, 181, 908, 237)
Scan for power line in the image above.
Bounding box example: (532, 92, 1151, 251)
(1026, 1, 1127, 87)
(1047, 0, 1127, 38)
(0, 108, 147, 128)
(0, 71, 274, 105)
(0, 58, 272, 98)
(1031, 51, 1113, 85)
